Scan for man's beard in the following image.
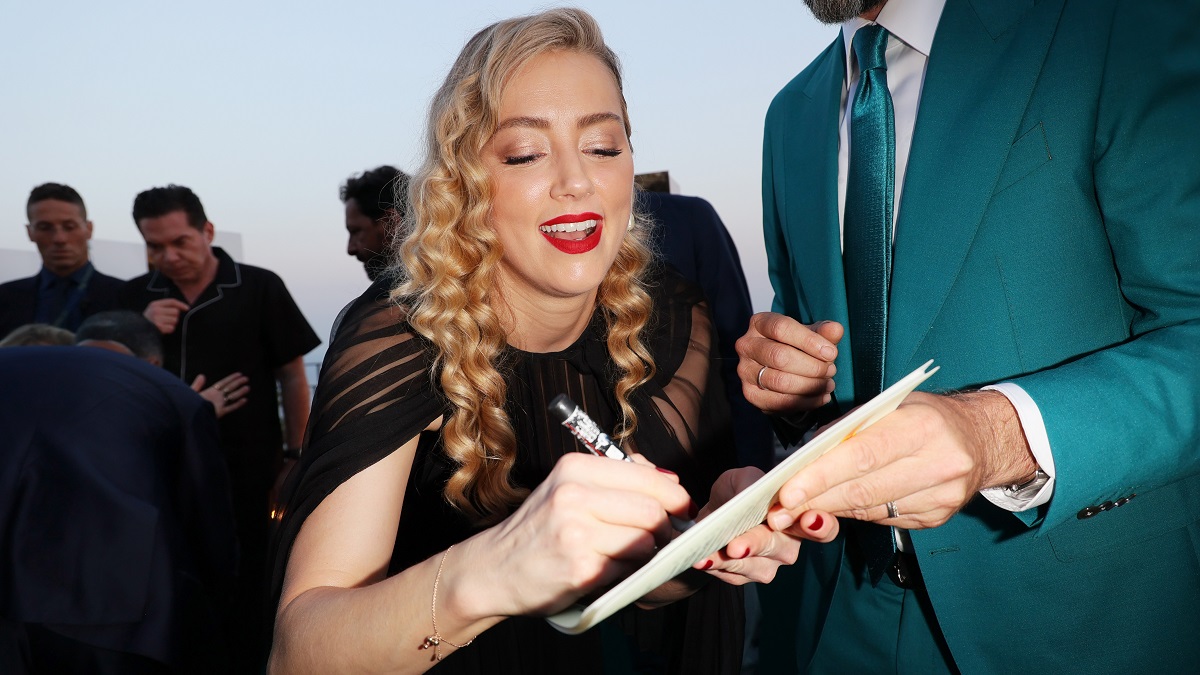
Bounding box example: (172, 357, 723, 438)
(364, 253, 389, 282)
(804, 0, 877, 24)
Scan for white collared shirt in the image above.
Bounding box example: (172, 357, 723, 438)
(836, 0, 1055, 512)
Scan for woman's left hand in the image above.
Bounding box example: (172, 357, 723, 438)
(691, 467, 838, 585)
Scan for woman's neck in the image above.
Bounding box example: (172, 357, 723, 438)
(500, 285, 598, 353)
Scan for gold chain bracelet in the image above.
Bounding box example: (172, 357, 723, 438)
(419, 544, 476, 661)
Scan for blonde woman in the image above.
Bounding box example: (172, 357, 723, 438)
(268, 9, 834, 674)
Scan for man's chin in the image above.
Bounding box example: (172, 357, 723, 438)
(804, 0, 877, 24)
(364, 255, 389, 282)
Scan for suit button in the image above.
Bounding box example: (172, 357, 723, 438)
(1098, 500, 1115, 511)
(1115, 497, 1130, 507)
(1077, 506, 1101, 519)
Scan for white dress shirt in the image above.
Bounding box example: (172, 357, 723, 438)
(837, 0, 1055, 512)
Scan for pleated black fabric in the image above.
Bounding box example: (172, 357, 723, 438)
(269, 268, 744, 674)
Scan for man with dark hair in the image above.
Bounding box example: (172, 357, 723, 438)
(119, 184, 320, 671)
(0, 182, 125, 339)
(75, 309, 165, 364)
(0, 344, 238, 674)
(340, 165, 409, 280)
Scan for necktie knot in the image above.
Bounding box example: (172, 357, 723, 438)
(853, 24, 889, 73)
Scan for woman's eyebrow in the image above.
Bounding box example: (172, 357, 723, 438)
(495, 115, 549, 132)
(494, 111, 622, 133)
(576, 111, 622, 129)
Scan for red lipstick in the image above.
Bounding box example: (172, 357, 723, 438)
(539, 212, 603, 255)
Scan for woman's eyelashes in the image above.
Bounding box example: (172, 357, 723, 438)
(503, 153, 541, 166)
(502, 147, 623, 166)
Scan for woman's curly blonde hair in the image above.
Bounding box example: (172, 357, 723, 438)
(394, 8, 655, 523)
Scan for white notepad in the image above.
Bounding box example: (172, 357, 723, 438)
(545, 360, 939, 634)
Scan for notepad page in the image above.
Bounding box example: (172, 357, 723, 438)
(545, 360, 938, 634)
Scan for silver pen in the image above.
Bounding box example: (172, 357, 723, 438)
(548, 394, 694, 531)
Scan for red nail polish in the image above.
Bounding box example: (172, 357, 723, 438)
(737, 548, 751, 559)
(656, 467, 677, 476)
(700, 559, 713, 570)
(809, 514, 824, 531)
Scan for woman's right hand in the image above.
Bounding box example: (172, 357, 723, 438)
(272, 445, 692, 674)
(451, 452, 693, 618)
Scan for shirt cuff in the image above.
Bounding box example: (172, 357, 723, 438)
(979, 383, 1056, 512)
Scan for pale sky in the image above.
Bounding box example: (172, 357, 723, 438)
(0, 1, 836, 362)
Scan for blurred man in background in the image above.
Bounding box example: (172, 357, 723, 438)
(119, 184, 319, 672)
(340, 165, 409, 281)
(0, 183, 125, 339)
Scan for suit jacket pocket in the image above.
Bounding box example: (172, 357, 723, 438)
(1046, 473, 1200, 562)
(995, 122, 1052, 194)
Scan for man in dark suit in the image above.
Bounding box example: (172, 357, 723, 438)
(0, 313, 238, 673)
(0, 183, 125, 339)
(739, 0, 1200, 672)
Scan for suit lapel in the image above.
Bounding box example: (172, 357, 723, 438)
(782, 37, 855, 385)
(886, 0, 1066, 378)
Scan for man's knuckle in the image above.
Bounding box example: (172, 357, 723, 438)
(759, 341, 784, 365)
(850, 443, 879, 473)
(803, 332, 825, 356)
(735, 334, 754, 356)
(847, 507, 873, 521)
(844, 481, 876, 510)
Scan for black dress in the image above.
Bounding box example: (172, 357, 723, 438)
(269, 269, 744, 674)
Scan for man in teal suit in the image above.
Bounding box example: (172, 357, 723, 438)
(737, 0, 1200, 672)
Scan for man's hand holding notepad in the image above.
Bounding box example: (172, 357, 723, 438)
(546, 360, 938, 634)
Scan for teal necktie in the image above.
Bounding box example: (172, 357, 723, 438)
(843, 24, 898, 585)
(844, 23, 894, 404)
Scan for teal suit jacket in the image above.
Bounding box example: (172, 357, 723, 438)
(763, 0, 1200, 670)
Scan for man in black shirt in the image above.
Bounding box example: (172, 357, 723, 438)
(0, 183, 125, 339)
(119, 184, 320, 671)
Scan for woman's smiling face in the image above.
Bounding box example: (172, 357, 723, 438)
(484, 49, 634, 309)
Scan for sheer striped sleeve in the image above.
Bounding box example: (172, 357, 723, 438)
(268, 279, 445, 606)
